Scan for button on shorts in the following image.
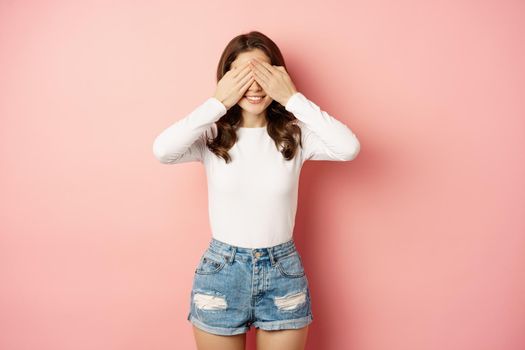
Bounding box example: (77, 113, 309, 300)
(187, 237, 314, 336)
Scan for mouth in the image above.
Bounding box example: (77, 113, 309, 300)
(244, 95, 266, 104)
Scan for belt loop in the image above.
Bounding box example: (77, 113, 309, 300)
(229, 246, 236, 265)
(268, 247, 276, 266)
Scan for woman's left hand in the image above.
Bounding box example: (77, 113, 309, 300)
(249, 58, 298, 106)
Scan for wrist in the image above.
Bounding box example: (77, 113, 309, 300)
(284, 91, 298, 106)
(213, 95, 228, 109)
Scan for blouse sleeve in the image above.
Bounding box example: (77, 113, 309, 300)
(152, 97, 227, 164)
(285, 92, 360, 163)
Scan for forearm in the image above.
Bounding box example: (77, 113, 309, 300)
(285, 92, 360, 161)
(153, 97, 227, 163)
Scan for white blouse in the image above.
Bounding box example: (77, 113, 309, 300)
(153, 92, 360, 248)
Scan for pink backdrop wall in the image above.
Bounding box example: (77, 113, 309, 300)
(1, 1, 524, 349)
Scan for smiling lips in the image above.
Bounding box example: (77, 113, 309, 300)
(245, 94, 265, 99)
(244, 95, 265, 104)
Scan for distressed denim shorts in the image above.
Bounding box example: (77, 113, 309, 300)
(187, 237, 314, 336)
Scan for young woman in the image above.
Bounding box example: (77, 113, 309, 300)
(153, 31, 360, 350)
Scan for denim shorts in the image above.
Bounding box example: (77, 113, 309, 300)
(187, 237, 314, 336)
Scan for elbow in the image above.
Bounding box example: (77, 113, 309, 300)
(340, 136, 360, 161)
(152, 140, 173, 164)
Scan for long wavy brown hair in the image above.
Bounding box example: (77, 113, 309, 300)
(205, 31, 302, 163)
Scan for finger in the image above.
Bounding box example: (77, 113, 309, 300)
(251, 61, 271, 82)
(233, 62, 252, 80)
(233, 61, 251, 75)
(240, 76, 255, 94)
(236, 68, 254, 89)
(253, 58, 275, 75)
(227, 62, 244, 75)
(252, 69, 269, 90)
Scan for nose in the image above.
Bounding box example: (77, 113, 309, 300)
(248, 79, 263, 90)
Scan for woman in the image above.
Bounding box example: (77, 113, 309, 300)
(153, 31, 360, 350)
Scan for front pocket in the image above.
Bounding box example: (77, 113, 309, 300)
(276, 251, 305, 278)
(195, 249, 226, 275)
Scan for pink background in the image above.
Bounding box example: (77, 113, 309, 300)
(1, 1, 524, 349)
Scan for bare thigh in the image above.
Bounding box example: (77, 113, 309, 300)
(192, 325, 247, 350)
(256, 325, 309, 350)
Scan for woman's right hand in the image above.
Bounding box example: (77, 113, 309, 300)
(213, 61, 254, 110)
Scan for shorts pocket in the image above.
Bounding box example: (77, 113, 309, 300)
(195, 249, 226, 275)
(276, 251, 305, 278)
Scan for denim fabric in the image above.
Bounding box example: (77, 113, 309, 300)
(187, 237, 314, 336)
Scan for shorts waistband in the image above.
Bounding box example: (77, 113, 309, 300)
(208, 237, 298, 265)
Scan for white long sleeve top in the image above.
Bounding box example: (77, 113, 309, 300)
(153, 92, 360, 248)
